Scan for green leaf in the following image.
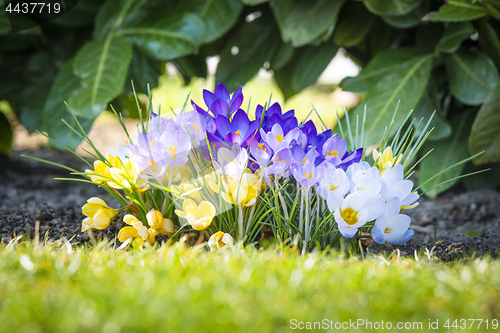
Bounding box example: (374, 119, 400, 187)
(42, 60, 94, 150)
(424, 0, 488, 22)
(415, 23, 444, 52)
(270, 0, 347, 47)
(363, 0, 423, 16)
(172, 54, 208, 85)
(0, 112, 12, 154)
(182, 0, 243, 43)
(94, 0, 149, 40)
(333, 4, 376, 47)
(419, 111, 475, 198)
(68, 37, 132, 118)
(478, 20, 500, 71)
(18, 83, 51, 132)
(124, 48, 162, 94)
(242, 0, 268, 4)
(469, 82, 500, 164)
(274, 42, 339, 100)
(436, 22, 475, 53)
(413, 78, 452, 141)
(461, 161, 500, 190)
(340, 47, 428, 93)
(381, 0, 429, 29)
(216, 16, 280, 91)
(346, 54, 433, 146)
(50, 0, 101, 27)
(116, 12, 206, 60)
(446, 51, 499, 105)
(269, 42, 294, 71)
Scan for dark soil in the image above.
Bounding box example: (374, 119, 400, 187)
(1, 149, 499, 260)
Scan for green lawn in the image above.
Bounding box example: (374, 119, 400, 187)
(0, 239, 499, 332)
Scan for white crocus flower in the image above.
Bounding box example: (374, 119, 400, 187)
(380, 164, 419, 208)
(346, 162, 383, 197)
(371, 197, 414, 245)
(328, 192, 385, 238)
(318, 164, 349, 201)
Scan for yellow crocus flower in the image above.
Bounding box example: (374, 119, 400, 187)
(208, 231, 234, 251)
(118, 214, 157, 246)
(174, 199, 216, 231)
(146, 209, 175, 236)
(81, 197, 118, 232)
(108, 159, 149, 192)
(220, 170, 262, 207)
(373, 147, 403, 174)
(84, 154, 121, 185)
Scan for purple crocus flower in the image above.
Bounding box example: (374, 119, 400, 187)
(192, 83, 243, 119)
(291, 158, 327, 188)
(264, 147, 293, 184)
(260, 123, 302, 152)
(249, 139, 273, 170)
(256, 103, 298, 133)
(214, 110, 259, 147)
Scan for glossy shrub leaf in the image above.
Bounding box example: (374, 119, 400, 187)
(94, 0, 149, 40)
(478, 20, 500, 71)
(436, 22, 475, 53)
(446, 51, 499, 105)
(334, 4, 376, 47)
(271, 0, 346, 47)
(242, 0, 268, 4)
(424, 0, 488, 22)
(18, 83, 51, 132)
(363, 0, 423, 16)
(340, 47, 428, 93)
(0, 112, 12, 154)
(68, 37, 133, 118)
(347, 54, 433, 145)
(116, 12, 206, 60)
(182, 0, 243, 43)
(124, 49, 162, 94)
(381, 0, 429, 29)
(274, 42, 339, 100)
(419, 111, 475, 198)
(413, 78, 451, 141)
(469, 82, 500, 164)
(172, 54, 208, 85)
(216, 17, 280, 91)
(269, 42, 294, 71)
(42, 60, 94, 150)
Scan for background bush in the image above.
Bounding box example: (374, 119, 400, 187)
(1, 0, 499, 197)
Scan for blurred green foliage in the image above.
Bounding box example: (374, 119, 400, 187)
(1, 0, 500, 196)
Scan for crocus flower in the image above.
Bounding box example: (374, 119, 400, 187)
(108, 158, 150, 192)
(322, 135, 348, 164)
(146, 209, 175, 236)
(380, 164, 419, 208)
(208, 231, 234, 251)
(220, 171, 262, 207)
(81, 197, 118, 232)
(371, 197, 414, 245)
(85, 154, 122, 185)
(176, 110, 209, 143)
(212, 143, 248, 180)
(260, 123, 301, 152)
(249, 139, 273, 171)
(192, 83, 243, 118)
(328, 192, 385, 238)
(346, 162, 383, 197)
(318, 164, 350, 201)
(174, 199, 216, 230)
(118, 214, 156, 246)
(373, 146, 403, 174)
(255, 103, 297, 133)
(214, 110, 259, 147)
(291, 157, 327, 188)
(264, 147, 293, 183)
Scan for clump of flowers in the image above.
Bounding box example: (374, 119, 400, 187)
(66, 83, 430, 253)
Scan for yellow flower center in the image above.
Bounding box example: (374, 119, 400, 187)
(304, 171, 313, 179)
(257, 143, 266, 152)
(235, 130, 241, 135)
(330, 185, 339, 191)
(326, 150, 338, 157)
(275, 134, 283, 143)
(275, 157, 285, 163)
(384, 228, 391, 234)
(340, 207, 358, 226)
(169, 146, 177, 161)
